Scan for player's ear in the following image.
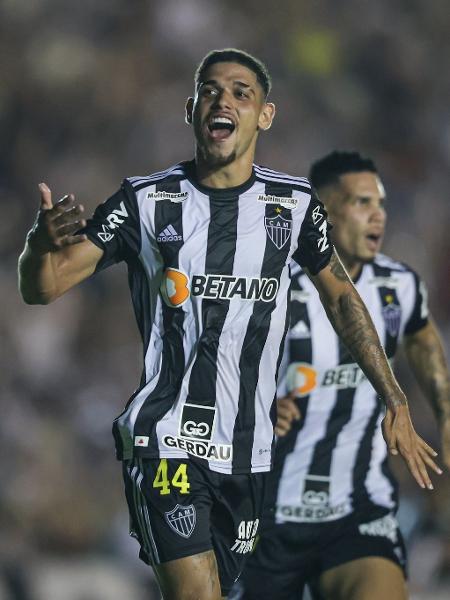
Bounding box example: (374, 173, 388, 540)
(185, 97, 194, 125)
(258, 102, 276, 131)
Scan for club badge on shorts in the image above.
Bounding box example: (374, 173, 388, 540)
(164, 504, 196, 538)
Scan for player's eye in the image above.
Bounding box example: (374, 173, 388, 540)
(235, 89, 249, 99)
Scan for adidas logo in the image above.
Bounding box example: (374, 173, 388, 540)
(290, 319, 310, 339)
(157, 224, 183, 242)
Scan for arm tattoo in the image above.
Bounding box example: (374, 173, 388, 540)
(405, 324, 450, 423)
(329, 252, 349, 281)
(325, 288, 406, 408)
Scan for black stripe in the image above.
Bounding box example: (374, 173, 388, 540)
(351, 398, 396, 519)
(306, 339, 357, 479)
(264, 275, 312, 520)
(372, 264, 401, 358)
(186, 196, 239, 407)
(232, 182, 293, 473)
(133, 179, 186, 456)
(132, 172, 185, 192)
(254, 174, 311, 194)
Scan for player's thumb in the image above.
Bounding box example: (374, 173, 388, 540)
(38, 183, 52, 210)
(382, 415, 398, 456)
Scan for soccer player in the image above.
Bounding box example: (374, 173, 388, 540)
(234, 151, 450, 600)
(18, 52, 441, 600)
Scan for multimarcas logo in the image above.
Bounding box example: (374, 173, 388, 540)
(160, 268, 279, 308)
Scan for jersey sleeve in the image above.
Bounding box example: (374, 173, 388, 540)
(81, 179, 141, 272)
(292, 188, 334, 275)
(404, 270, 429, 335)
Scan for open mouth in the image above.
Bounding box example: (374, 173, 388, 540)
(207, 116, 236, 141)
(366, 233, 382, 249)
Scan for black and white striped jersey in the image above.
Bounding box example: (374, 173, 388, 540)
(83, 160, 333, 474)
(270, 255, 429, 522)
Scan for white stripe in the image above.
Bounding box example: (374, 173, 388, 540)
(129, 165, 185, 187)
(254, 164, 310, 184)
(364, 414, 395, 509)
(137, 459, 160, 563)
(167, 224, 177, 235)
(128, 461, 155, 563)
(254, 166, 311, 187)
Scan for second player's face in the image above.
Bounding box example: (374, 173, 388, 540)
(328, 171, 387, 264)
(188, 62, 273, 168)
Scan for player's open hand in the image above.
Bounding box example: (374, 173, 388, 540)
(382, 404, 442, 489)
(27, 183, 87, 254)
(275, 393, 301, 437)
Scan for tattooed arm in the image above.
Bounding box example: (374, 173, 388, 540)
(404, 319, 450, 470)
(307, 250, 442, 488)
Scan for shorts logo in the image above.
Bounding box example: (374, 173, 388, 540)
(164, 504, 196, 538)
(286, 363, 318, 396)
(265, 214, 292, 249)
(382, 297, 401, 337)
(359, 514, 398, 544)
(230, 519, 259, 554)
(160, 268, 190, 308)
(180, 404, 215, 441)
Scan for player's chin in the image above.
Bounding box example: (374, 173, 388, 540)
(203, 147, 237, 168)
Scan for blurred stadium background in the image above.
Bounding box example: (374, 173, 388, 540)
(1, 0, 449, 598)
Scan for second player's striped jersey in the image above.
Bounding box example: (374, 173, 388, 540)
(83, 161, 333, 474)
(269, 256, 428, 522)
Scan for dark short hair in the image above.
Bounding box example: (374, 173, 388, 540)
(309, 151, 378, 190)
(195, 48, 272, 98)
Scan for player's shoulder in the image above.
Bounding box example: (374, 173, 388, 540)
(253, 164, 312, 193)
(372, 254, 422, 282)
(126, 162, 188, 192)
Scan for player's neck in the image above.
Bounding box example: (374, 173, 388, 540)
(339, 254, 363, 282)
(194, 153, 254, 189)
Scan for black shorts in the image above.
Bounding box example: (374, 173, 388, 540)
(231, 512, 407, 600)
(122, 458, 266, 596)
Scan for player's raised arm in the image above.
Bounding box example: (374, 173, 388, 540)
(18, 183, 103, 304)
(307, 250, 442, 489)
(404, 318, 450, 470)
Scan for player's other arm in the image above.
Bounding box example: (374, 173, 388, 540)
(306, 250, 442, 488)
(404, 319, 450, 470)
(18, 183, 103, 304)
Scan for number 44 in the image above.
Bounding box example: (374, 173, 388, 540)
(153, 459, 190, 495)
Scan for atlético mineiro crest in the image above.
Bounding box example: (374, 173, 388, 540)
(265, 214, 292, 249)
(382, 302, 401, 337)
(164, 504, 196, 538)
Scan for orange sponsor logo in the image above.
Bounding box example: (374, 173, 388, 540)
(287, 362, 318, 397)
(161, 268, 190, 307)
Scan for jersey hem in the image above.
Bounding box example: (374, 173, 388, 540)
(117, 448, 272, 474)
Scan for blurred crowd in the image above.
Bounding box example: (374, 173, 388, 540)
(1, 0, 449, 598)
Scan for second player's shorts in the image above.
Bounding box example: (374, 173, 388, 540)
(122, 457, 266, 596)
(231, 511, 407, 600)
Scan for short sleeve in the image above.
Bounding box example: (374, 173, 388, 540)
(292, 188, 334, 275)
(81, 179, 141, 272)
(404, 271, 429, 335)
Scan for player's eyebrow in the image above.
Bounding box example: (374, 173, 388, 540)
(199, 79, 256, 94)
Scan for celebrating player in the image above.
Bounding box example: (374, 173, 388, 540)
(18, 52, 441, 600)
(234, 151, 450, 600)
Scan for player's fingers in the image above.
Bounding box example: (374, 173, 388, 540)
(418, 437, 438, 457)
(52, 204, 85, 226)
(38, 183, 53, 210)
(62, 233, 88, 246)
(414, 453, 434, 490)
(402, 451, 425, 489)
(418, 446, 443, 475)
(278, 397, 301, 420)
(56, 220, 87, 238)
(48, 194, 76, 219)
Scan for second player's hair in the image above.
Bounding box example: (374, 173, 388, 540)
(309, 151, 378, 190)
(195, 48, 272, 98)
